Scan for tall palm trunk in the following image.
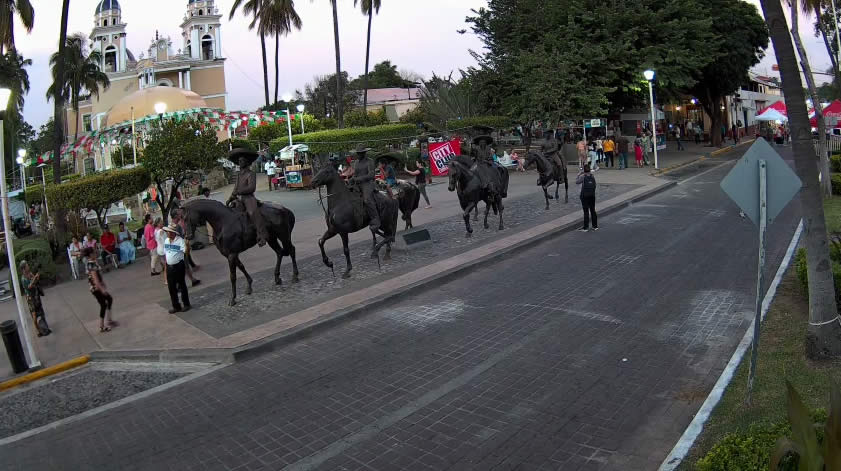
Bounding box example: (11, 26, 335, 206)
(331, 0, 343, 128)
(791, 2, 833, 197)
(759, 0, 841, 358)
(362, 8, 372, 126)
(53, 0, 69, 185)
(816, 6, 839, 74)
(274, 33, 279, 105)
(260, 33, 269, 107)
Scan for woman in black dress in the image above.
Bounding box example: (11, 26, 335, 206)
(20, 260, 51, 336)
(82, 247, 117, 332)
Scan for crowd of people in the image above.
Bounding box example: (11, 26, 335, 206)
(575, 132, 655, 171)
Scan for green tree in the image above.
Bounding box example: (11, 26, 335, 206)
(418, 72, 483, 131)
(301, 73, 359, 120)
(257, 0, 302, 105)
(344, 108, 388, 127)
(27, 118, 55, 158)
(350, 60, 412, 90)
(230, 0, 271, 108)
(688, 0, 768, 147)
(47, 33, 110, 143)
(758, 0, 841, 357)
(0, 0, 34, 54)
(354, 0, 382, 125)
(46, 167, 150, 228)
(0, 49, 30, 171)
(142, 119, 225, 223)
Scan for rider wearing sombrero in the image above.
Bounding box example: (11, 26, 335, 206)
(349, 144, 380, 232)
(472, 134, 497, 193)
(226, 147, 269, 247)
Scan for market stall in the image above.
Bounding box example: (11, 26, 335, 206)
(279, 144, 312, 190)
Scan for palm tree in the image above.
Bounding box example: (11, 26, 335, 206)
(47, 33, 110, 143)
(0, 0, 34, 54)
(258, 0, 302, 104)
(230, 0, 271, 108)
(758, 0, 841, 357)
(355, 0, 381, 125)
(52, 0, 69, 186)
(0, 49, 31, 113)
(329, 0, 343, 128)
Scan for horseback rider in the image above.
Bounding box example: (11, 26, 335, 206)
(472, 135, 498, 193)
(226, 148, 269, 247)
(348, 145, 380, 232)
(541, 131, 564, 170)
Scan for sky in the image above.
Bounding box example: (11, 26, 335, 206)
(10, 0, 838, 129)
(15, 0, 488, 128)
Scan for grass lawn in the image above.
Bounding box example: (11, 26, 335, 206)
(825, 196, 841, 234)
(678, 270, 841, 469)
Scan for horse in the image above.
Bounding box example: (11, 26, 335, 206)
(447, 155, 507, 237)
(181, 198, 299, 306)
(523, 150, 569, 209)
(311, 165, 398, 279)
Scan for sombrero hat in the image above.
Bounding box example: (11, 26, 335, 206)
(227, 147, 259, 166)
(162, 224, 179, 234)
(472, 135, 494, 145)
(350, 144, 372, 155)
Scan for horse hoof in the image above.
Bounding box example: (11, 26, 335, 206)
(466, 232, 473, 238)
(229, 299, 237, 306)
(547, 195, 554, 200)
(292, 275, 299, 283)
(325, 260, 334, 269)
(484, 224, 490, 230)
(275, 278, 282, 286)
(246, 287, 253, 295)
(342, 272, 351, 279)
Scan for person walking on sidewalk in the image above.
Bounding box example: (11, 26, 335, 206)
(163, 224, 191, 314)
(264, 158, 277, 191)
(576, 138, 587, 169)
(20, 260, 51, 337)
(642, 132, 652, 166)
(675, 126, 685, 150)
(617, 135, 630, 169)
(595, 137, 604, 165)
(144, 214, 163, 277)
(603, 136, 615, 168)
(83, 247, 117, 333)
(154, 218, 168, 286)
(576, 164, 598, 232)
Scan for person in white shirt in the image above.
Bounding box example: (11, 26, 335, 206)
(162, 224, 191, 314)
(154, 218, 168, 287)
(264, 158, 277, 191)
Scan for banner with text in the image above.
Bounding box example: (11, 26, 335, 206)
(428, 140, 461, 176)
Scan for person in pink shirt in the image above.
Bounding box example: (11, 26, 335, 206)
(143, 214, 163, 276)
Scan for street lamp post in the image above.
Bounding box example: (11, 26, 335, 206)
(154, 102, 167, 125)
(296, 104, 306, 134)
(282, 93, 294, 146)
(17, 149, 26, 191)
(644, 69, 659, 170)
(0, 88, 39, 369)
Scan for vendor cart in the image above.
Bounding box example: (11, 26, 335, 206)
(280, 144, 312, 190)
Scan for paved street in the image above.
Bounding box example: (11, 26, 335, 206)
(1, 146, 801, 470)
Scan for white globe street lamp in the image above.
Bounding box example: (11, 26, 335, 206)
(0, 88, 39, 369)
(644, 70, 659, 169)
(296, 104, 306, 134)
(16, 149, 25, 192)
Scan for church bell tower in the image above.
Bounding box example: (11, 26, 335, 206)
(180, 0, 223, 61)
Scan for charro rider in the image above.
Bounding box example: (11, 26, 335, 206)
(541, 131, 564, 169)
(472, 134, 497, 192)
(349, 144, 380, 232)
(226, 148, 269, 247)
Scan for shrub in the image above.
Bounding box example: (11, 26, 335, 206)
(344, 108, 389, 127)
(269, 123, 420, 155)
(13, 238, 57, 283)
(226, 138, 256, 152)
(443, 115, 512, 132)
(695, 409, 827, 471)
(831, 153, 841, 173)
(833, 174, 841, 196)
(320, 117, 338, 130)
(24, 186, 45, 206)
(399, 106, 427, 125)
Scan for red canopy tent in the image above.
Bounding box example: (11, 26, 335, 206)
(810, 100, 841, 127)
(757, 100, 787, 116)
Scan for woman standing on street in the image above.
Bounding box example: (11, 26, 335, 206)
(20, 260, 51, 337)
(576, 164, 598, 232)
(576, 138, 587, 169)
(83, 247, 116, 333)
(144, 214, 163, 276)
(634, 134, 644, 168)
(406, 158, 432, 208)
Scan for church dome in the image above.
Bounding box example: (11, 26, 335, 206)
(95, 0, 121, 13)
(104, 86, 208, 128)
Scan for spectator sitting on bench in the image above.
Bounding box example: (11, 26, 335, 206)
(100, 225, 118, 267)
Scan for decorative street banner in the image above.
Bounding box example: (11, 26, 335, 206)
(428, 139, 461, 176)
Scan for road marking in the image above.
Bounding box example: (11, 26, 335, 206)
(676, 159, 736, 186)
(283, 316, 567, 471)
(514, 304, 622, 324)
(658, 219, 804, 470)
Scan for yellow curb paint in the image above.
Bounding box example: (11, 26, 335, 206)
(0, 355, 90, 391)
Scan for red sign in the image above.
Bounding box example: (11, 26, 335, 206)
(428, 140, 461, 176)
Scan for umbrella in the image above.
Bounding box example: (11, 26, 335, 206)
(374, 152, 403, 166)
(755, 108, 787, 122)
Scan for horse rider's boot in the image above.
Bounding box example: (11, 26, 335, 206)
(366, 203, 381, 232)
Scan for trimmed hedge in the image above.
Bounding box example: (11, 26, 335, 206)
(832, 173, 841, 196)
(13, 238, 57, 283)
(831, 153, 841, 173)
(269, 124, 420, 155)
(46, 167, 151, 225)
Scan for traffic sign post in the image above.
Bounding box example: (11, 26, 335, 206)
(720, 139, 802, 403)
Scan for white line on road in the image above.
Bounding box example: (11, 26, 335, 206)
(676, 159, 736, 186)
(658, 219, 804, 470)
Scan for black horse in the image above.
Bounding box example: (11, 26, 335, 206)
(386, 181, 421, 230)
(523, 151, 569, 209)
(311, 165, 398, 278)
(447, 155, 508, 237)
(181, 198, 298, 306)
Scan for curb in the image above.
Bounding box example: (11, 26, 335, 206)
(649, 139, 755, 177)
(86, 179, 678, 366)
(0, 355, 90, 392)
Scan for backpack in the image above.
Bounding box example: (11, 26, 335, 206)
(581, 174, 596, 195)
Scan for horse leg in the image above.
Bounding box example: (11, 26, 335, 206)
(564, 171, 569, 204)
(235, 257, 253, 295)
(463, 209, 473, 237)
(267, 238, 283, 286)
(227, 255, 238, 306)
(484, 203, 491, 229)
(498, 197, 505, 230)
(340, 232, 352, 278)
(542, 186, 551, 210)
(371, 231, 377, 254)
(473, 205, 479, 222)
(319, 228, 337, 273)
(555, 181, 560, 200)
